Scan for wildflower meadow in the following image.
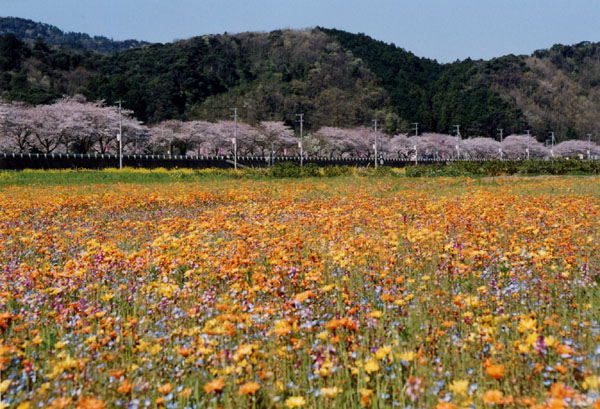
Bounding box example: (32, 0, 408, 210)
(0, 174, 599, 409)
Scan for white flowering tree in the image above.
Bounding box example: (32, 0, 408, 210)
(256, 121, 297, 156)
(554, 139, 600, 158)
(463, 138, 502, 159)
(500, 135, 548, 159)
(0, 101, 37, 152)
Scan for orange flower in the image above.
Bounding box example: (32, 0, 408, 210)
(178, 347, 193, 357)
(157, 383, 173, 394)
(549, 382, 574, 399)
(486, 364, 505, 380)
(482, 390, 504, 404)
(76, 397, 106, 409)
(108, 369, 125, 379)
(434, 401, 457, 409)
(203, 378, 225, 393)
(517, 397, 537, 406)
(117, 379, 133, 394)
(239, 381, 260, 395)
(360, 389, 373, 406)
(294, 290, 313, 303)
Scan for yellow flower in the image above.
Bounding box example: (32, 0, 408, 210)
(316, 331, 329, 340)
(100, 292, 114, 302)
(525, 332, 539, 347)
(318, 360, 334, 377)
(449, 379, 469, 396)
(236, 344, 253, 356)
(320, 386, 341, 398)
(399, 350, 416, 362)
(149, 343, 162, 355)
(285, 396, 306, 408)
(583, 375, 599, 392)
(375, 345, 392, 360)
(517, 318, 536, 333)
(0, 380, 11, 393)
(321, 284, 336, 292)
(364, 359, 380, 373)
(54, 341, 68, 349)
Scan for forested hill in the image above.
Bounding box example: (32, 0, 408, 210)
(320, 28, 600, 139)
(1, 18, 599, 139)
(0, 17, 148, 53)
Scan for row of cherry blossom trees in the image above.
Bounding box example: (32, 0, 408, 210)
(2, 98, 599, 159)
(0, 97, 146, 154)
(386, 133, 600, 160)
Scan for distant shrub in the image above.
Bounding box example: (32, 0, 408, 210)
(270, 162, 321, 177)
(301, 163, 322, 177)
(323, 165, 353, 177)
(270, 162, 302, 177)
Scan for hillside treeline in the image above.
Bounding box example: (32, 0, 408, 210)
(1, 19, 599, 142)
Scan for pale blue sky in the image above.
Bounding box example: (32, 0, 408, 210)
(2, 0, 599, 62)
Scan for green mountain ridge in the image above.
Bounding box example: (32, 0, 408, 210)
(0, 16, 148, 53)
(1, 17, 599, 140)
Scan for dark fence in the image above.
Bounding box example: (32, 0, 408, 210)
(0, 152, 483, 170)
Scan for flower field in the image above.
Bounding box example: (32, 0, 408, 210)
(1, 176, 599, 409)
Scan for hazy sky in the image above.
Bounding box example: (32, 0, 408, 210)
(2, 0, 599, 62)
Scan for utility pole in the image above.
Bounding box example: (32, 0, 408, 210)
(525, 130, 531, 159)
(296, 114, 304, 167)
(116, 100, 123, 169)
(549, 131, 555, 157)
(587, 134, 593, 160)
(372, 118, 378, 168)
(412, 122, 419, 137)
(497, 129, 503, 160)
(231, 107, 238, 169)
(453, 125, 461, 139)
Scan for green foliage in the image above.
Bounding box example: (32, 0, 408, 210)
(319, 28, 527, 137)
(322, 165, 353, 177)
(404, 159, 600, 177)
(270, 162, 322, 177)
(0, 17, 147, 54)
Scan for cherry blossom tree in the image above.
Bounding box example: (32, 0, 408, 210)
(389, 133, 466, 160)
(1, 97, 147, 154)
(554, 139, 600, 158)
(388, 134, 412, 159)
(148, 120, 191, 155)
(500, 135, 549, 159)
(191, 120, 262, 156)
(0, 101, 36, 152)
(256, 121, 297, 156)
(310, 126, 385, 157)
(463, 138, 502, 159)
